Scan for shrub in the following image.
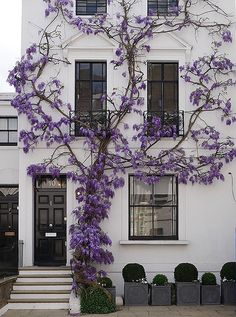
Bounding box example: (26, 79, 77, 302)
(174, 263, 198, 282)
(122, 263, 146, 282)
(201, 272, 217, 285)
(152, 274, 168, 286)
(97, 276, 113, 288)
(220, 262, 236, 281)
(80, 284, 116, 314)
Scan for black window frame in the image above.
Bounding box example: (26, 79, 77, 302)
(128, 174, 178, 240)
(76, 0, 107, 15)
(75, 61, 107, 113)
(147, 62, 179, 113)
(74, 61, 107, 136)
(0, 117, 18, 146)
(148, 0, 179, 16)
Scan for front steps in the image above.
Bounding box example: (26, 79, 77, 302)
(8, 267, 72, 309)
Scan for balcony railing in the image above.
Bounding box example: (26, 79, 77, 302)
(144, 110, 184, 137)
(70, 110, 110, 136)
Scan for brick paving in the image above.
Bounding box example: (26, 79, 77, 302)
(1, 306, 236, 317)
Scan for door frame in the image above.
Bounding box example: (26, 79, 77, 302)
(33, 175, 67, 266)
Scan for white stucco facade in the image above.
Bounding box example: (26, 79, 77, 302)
(1, 0, 236, 296)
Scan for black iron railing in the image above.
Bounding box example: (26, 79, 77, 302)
(70, 110, 110, 136)
(144, 110, 184, 136)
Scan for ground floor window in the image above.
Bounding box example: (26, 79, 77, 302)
(129, 175, 178, 240)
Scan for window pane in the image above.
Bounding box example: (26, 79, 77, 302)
(0, 119, 7, 130)
(153, 176, 173, 205)
(79, 82, 91, 100)
(8, 118, 17, 130)
(154, 206, 176, 236)
(133, 178, 152, 205)
(0, 132, 8, 143)
(92, 64, 103, 80)
(9, 132, 17, 143)
(79, 63, 90, 80)
(92, 82, 103, 98)
(133, 207, 152, 237)
(148, 82, 162, 111)
(164, 64, 178, 81)
(148, 63, 162, 81)
(164, 82, 178, 112)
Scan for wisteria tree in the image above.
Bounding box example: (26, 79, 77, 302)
(8, 0, 236, 286)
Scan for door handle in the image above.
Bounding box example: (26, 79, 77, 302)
(49, 223, 53, 227)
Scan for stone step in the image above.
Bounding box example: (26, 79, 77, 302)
(10, 289, 70, 299)
(17, 275, 72, 283)
(8, 298, 69, 310)
(19, 267, 71, 275)
(13, 282, 72, 291)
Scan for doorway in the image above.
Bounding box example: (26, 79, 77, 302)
(34, 176, 67, 266)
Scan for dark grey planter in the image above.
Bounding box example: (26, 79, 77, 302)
(105, 286, 116, 303)
(151, 284, 171, 306)
(221, 281, 236, 305)
(124, 282, 149, 306)
(201, 285, 220, 305)
(176, 282, 200, 305)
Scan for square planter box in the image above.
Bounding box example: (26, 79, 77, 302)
(176, 282, 200, 306)
(105, 286, 116, 303)
(150, 284, 171, 306)
(221, 281, 236, 305)
(124, 282, 149, 306)
(201, 285, 220, 305)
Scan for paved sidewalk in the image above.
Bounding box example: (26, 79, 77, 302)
(1, 306, 236, 317)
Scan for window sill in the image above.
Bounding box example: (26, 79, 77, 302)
(119, 240, 189, 245)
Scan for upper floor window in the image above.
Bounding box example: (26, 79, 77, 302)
(129, 175, 178, 240)
(0, 117, 18, 146)
(76, 0, 107, 15)
(148, 0, 178, 16)
(146, 62, 184, 136)
(73, 61, 107, 135)
(148, 62, 178, 113)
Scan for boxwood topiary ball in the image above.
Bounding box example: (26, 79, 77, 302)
(97, 276, 113, 288)
(174, 263, 198, 282)
(122, 263, 146, 282)
(220, 262, 236, 281)
(201, 272, 217, 285)
(152, 274, 168, 286)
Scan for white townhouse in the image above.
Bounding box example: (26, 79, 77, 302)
(1, 0, 236, 304)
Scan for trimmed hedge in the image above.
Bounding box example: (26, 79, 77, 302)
(201, 272, 217, 285)
(122, 263, 146, 282)
(220, 262, 236, 281)
(174, 263, 198, 282)
(152, 274, 168, 286)
(97, 276, 113, 288)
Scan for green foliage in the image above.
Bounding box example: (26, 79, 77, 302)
(220, 262, 236, 281)
(201, 272, 217, 285)
(152, 274, 168, 286)
(122, 263, 146, 282)
(97, 276, 113, 288)
(174, 263, 198, 282)
(80, 284, 116, 314)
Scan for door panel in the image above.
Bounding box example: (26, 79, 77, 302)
(0, 187, 18, 276)
(35, 190, 66, 266)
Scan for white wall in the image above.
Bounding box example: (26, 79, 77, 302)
(18, 0, 236, 295)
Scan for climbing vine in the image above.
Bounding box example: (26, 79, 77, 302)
(8, 0, 236, 285)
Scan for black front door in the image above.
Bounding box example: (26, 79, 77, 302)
(34, 176, 66, 266)
(0, 186, 19, 276)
